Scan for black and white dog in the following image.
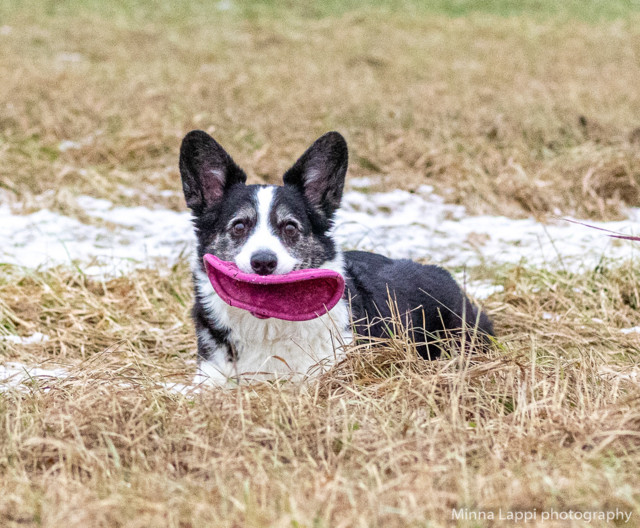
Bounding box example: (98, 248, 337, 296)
(179, 130, 494, 385)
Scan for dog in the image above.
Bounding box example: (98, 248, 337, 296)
(179, 130, 494, 385)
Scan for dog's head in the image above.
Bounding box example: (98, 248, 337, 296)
(179, 130, 348, 274)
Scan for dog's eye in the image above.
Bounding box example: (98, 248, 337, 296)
(283, 222, 299, 237)
(231, 221, 247, 235)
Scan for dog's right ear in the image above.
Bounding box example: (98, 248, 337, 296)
(282, 131, 348, 223)
(179, 130, 247, 214)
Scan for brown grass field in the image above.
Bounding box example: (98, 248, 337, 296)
(1, 1, 640, 526)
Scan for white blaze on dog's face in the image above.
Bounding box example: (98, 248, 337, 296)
(179, 130, 348, 274)
(234, 186, 298, 274)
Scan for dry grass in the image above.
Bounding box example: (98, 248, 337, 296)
(2, 1, 640, 218)
(1, 260, 640, 527)
(2, 1, 640, 526)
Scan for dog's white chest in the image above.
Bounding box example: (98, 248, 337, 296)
(193, 268, 351, 386)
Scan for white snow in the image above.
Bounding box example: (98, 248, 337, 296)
(466, 282, 504, 300)
(217, 0, 233, 11)
(336, 185, 639, 269)
(0, 362, 69, 391)
(58, 140, 82, 152)
(0, 332, 50, 345)
(348, 176, 377, 188)
(56, 52, 85, 63)
(0, 185, 637, 278)
(0, 197, 193, 275)
(620, 326, 640, 335)
(0, 361, 199, 394)
(599, 365, 640, 383)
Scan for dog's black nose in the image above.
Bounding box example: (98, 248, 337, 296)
(250, 250, 278, 275)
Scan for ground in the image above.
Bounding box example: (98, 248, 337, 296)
(0, 1, 639, 527)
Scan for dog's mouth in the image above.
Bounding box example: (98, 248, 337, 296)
(203, 254, 345, 321)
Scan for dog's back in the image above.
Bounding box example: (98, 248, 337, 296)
(344, 250, 493, 359)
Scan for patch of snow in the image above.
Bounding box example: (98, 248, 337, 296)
(349, 177, 377, 189)
(0, 185, 638, 278)
(0, 332, 50, 345)
(467, 281, 504, 300)
(0, 362, 68, 391)
(161, 381, 200, 395)
(0, 26, 12, 36)
(76, 195, 113, 212)
(58, 140, 82, 152)
(56, 52, 85, 63)
(599, 366, 640, 383)
(118, 186, 138, 198)
(620, 326, 640, 335)
(335, 185, 639, 269)
(0, 198, 193, 275)
(0, 361, 199, 395)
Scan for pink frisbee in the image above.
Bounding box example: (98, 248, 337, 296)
(203, 254, 346, 321)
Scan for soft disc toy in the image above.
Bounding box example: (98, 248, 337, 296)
(203, 254, 346, 321)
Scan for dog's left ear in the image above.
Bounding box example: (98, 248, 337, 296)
(283, 131, 348, 222)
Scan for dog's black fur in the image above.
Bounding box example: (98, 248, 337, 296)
(344, 250, 493, 358)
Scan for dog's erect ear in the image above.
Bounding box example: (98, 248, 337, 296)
(179, 130, 247, 214)
(283, 132, 348, 222)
